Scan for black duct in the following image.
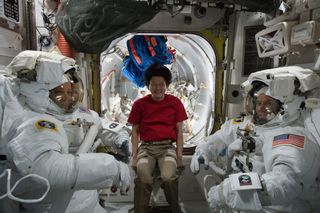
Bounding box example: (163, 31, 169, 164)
(56, 0, 159, 54)
(230, 0, 276, 13)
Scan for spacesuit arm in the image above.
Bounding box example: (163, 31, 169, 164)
(208, 165, 301, 211)
(208, 176, 263, 211)
(7, 116, 130, 192)
(260, 127, 320, 209)
(31, 151, 124, 190)
(190, 119, 235, 174)
(260, 164, 301, 206)
(199, 117, 247, 156)
(100, 128, 130, 148)
(99, 119, 131, 162)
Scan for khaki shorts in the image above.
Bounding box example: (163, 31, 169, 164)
(136, 140, 177, 184)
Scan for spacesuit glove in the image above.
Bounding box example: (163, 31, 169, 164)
(227, 138, 242, 158)
(113, 161, 131, 195)
(120, 140, 131, 163)
(190, 143, 210, 174)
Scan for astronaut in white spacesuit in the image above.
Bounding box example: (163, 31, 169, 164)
(0, 50, 131, 213)
(194, 66, 320, 212)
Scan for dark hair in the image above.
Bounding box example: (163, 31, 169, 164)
(248, 81, 268, 98)
(144, 63, 172, 87)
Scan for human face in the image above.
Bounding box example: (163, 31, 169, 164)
(255, 93, 280, 123)
(148, 76, 167, 101)
(49, 82, 73, 112)
(49, 81, 83, 113)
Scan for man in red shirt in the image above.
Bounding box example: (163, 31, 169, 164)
(128, 63, 187, 213)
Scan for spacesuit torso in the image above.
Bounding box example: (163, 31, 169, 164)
(65, 107, 131, 158)
(215, 115, 253, 146)
(63, 107, 101, 154)
(211, 115, 265, 176)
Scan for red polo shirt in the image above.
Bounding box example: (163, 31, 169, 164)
(128, 94, 187, 141)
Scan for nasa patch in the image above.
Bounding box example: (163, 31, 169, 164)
(35, 120, 58, 132)
(232, 115, 245, 124)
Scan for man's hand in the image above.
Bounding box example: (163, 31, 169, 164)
(131, 155, 137, 173)
(177, 155, 183, 167)
(176, 156, 185, 175)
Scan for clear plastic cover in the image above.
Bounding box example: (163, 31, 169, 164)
(49, 70, 84, 114)
(245, 84, 282, 125)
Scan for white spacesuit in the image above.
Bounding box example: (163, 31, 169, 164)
(204, 66, 320, 212)
(0, 50, 131, 213)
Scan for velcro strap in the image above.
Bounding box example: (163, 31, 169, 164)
(129, 38, 142, 64)
(144, 35, 156, 57)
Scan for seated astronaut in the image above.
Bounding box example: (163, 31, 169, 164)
(192, 66, 320, 212)
(0, 50, 131, 213)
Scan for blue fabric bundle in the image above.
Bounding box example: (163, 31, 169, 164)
(122, 35, 175, 87)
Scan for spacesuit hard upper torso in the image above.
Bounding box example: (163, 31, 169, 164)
(65, 107, 130, 155)
(216, 115, 253, 146)
(190, 114, 263, 176)
(63, 107, 101, 154)
(207, 115, 265, 175)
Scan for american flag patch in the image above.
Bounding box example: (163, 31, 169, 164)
(272, 134, 305, 149)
